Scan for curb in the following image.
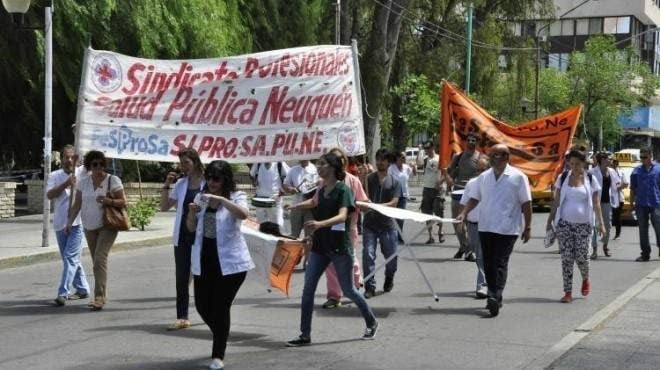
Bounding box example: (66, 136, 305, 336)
(0, 236, 170, 270)
(522, 265, 660, 369)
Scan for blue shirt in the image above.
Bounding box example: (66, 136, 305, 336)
(630, 163, 660, 208)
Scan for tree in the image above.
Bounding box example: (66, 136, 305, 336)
(568, 35, 660, 150)
(389, 74, 441, 150)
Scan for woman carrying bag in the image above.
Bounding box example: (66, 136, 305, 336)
(67, 150, 126, 311)
(546, 149, 606, 303)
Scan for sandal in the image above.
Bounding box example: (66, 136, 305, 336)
(167, 319, 191, 331)
(88, 300, 104, 311)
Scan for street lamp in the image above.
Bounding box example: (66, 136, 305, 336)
(534, 0, 595, 118)
(2, 0, 53, 248)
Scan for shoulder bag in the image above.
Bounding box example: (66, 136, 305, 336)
(103, 176, 131, 231)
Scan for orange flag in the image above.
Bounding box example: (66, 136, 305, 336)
(439, 81, 581, 191)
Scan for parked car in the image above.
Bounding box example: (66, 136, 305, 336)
(405, 146, 426, 170)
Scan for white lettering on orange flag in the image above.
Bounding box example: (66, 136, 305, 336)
(439, 81, 581, 191)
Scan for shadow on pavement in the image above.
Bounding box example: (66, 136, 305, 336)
(410, 306, 487, 317)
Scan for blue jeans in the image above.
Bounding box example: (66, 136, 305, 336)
(300, 251, 376, 338)
(466, 222, 487, 292)
(55, 225, 89, 297)
(362, 226, 398, 290)
(637, 206, 660, 258)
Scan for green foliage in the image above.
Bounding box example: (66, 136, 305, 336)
(390, 74, 441, 141)
(128, 197, 158, 231)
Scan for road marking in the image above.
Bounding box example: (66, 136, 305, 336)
(522, 265, 660, 370)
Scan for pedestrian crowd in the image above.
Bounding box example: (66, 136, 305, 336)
(45, 141, 660, 370)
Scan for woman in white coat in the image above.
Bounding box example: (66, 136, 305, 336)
(186, 160, 254, 370)
(588, 152, 621, 258)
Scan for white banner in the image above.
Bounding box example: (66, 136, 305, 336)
(75, 45, 365, 163)
(356, 201, 458, 224)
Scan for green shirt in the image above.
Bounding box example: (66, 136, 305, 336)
(312, 181, 355, 255)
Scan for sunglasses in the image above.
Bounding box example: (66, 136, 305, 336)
(90, 161, 104, 168)
(208, 176, 223, 182)
(467, 138, 478, 143)
(640, 155, 650, 159)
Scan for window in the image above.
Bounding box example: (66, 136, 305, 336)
(576, 19, 589, 35)
(617, 16, 630, 34)
(561, 19, 574, 36)
(604, 17, 617, 34)
(510, 22, 521, 36)
(550, 21, 562, 36)
(548, 53, 570, 72)
(589, 18, 602, 34)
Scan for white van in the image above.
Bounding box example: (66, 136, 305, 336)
(405, 147, 426, 170)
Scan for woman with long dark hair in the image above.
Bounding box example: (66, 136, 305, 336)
(160, 148, 204, 330)
(186, 160, 253, 370)
(286, 152, 378, 346)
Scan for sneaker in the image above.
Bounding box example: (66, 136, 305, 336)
(636, 256, 650, 262)
(362, 321, 379, 340)
(383, 276, 394, 293)
(68, 291, 89, 300)
(486, 298, 499, 317)
(590, 252, 598, 260)
(475, 290, 488, 299)
(581, 280, 590, 297)
(425, 237, 435, 245)
(464, 253, 476, 262)
(322, 299, 342, 309)
(438, 235, 446, 243)
(286, 335, 311, 347)
(209, 358, 224, 370)
(560, 292, 573, 303)
(364, 287, 376, 299)
(453, 251, 464, 259)
(167, 319, 192, 331)
(54, 296, 66, 306)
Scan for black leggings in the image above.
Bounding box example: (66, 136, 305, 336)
(194, 237, 247, 360)
(612, 205, 622, 237)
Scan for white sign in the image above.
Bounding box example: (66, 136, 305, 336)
(75, 45, 365, 163)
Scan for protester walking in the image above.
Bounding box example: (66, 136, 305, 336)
(611, 159, 628, 240)
(446, 132, 484, 261)
(317, 148, 367, 309)
(47, 145, 89, 306)
(362, 148, 401, 297)
(630, 147, 660, 262)
(459, 157, 490, 299)
(249, 161, 289, 231)
(160, 148, 205, 330)
(67, 150, 125, 311)
(457, 144, 532, 317)
(588, 152, 621, 259)
(547, 149, 605, 303)
(420, 141, 446, 244)
(388, 151, 414, 242)
(186, 160, 254, 370)
(286, 152, 378, 347)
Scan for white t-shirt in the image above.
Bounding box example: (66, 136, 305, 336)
(388, 163, 413, 198)
(460, 177, 480, 223)
(250, 162, 290, 197)
(78, 174, 123, 230)
(283, 163, 318, 203)
(472, 164, 532, 236)
(46, 166, 86, 231)
(423, 155, 440, 189)
(554, 172, 601, 225)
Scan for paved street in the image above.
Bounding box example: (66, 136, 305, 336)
(1, 192, 659, 369)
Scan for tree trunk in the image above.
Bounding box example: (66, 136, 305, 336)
(390, 37, 408, 153)
(361, 0, 410, 160)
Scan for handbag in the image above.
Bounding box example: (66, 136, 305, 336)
(102, 176, 131, 231)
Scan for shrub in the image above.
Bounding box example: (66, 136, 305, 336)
(128, 198, 159, 231)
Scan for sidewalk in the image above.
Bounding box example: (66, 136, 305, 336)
(549, 267, 660, 369)
(0, 211, 175, 269)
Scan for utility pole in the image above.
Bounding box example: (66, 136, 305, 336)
(465, 3, 473, 94)
(335, 0, 341, 45)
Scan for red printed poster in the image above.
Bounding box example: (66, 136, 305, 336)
(75, 46, 365, 163)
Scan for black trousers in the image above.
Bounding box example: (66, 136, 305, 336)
(194, 237, 247, 360)
(612, 205, 622, 237)
(478, 232, 517, 303)
(174, 242, 192, 319)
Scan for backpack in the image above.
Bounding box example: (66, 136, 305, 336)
(559, 170, 592, 188)
(255, 162, 285, 185)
